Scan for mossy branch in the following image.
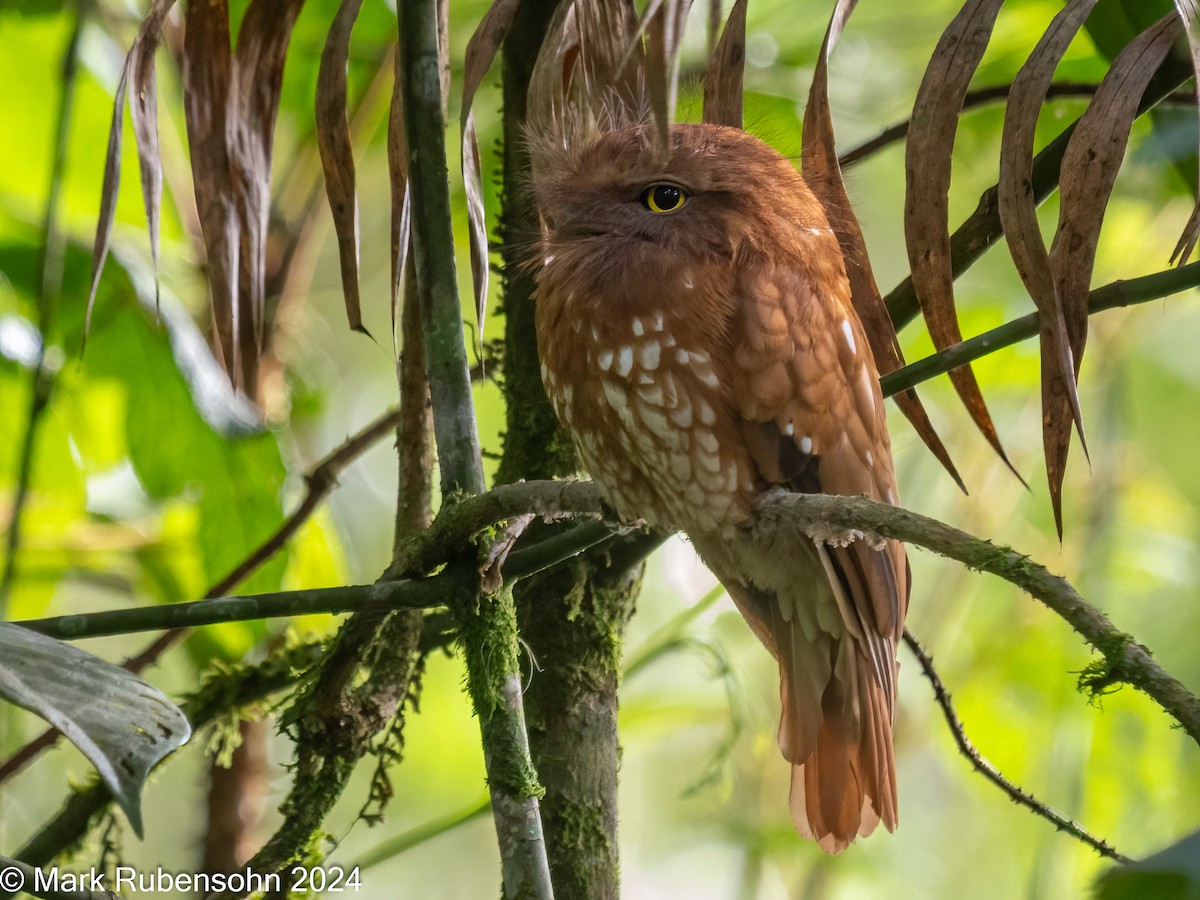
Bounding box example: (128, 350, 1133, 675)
(20, 480, 1199, 749)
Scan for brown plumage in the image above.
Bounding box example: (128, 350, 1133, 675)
(531, 122, 908, 853)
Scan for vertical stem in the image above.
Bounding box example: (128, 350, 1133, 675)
(398, 0, 484, 498)
(494, 1, 641, 896)
(398, 2, 552, 896)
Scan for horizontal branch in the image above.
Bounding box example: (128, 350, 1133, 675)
(752, 490, 1200, 746)
(881, 261, 1200, 397)
(16, 480, 1197, 749)
(16, 486, 612, 641)
(837, 81, 1176, 169)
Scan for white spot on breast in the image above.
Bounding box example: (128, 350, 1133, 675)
(800, 435, 813, 454)
(675, 348, 690, 365)
(725, 463, 738, 491)
(696, 397, 716, 426)
(886, 487, 896, 505)
(670, 404, 693, 428)
(562, 384, 573, 406)
(696, 429, 719, 454)
(540, 362, 549, 381)
(591, 325, 599, 341)
(616, 346, 633, 377)
(651, 312, 664, 332)
(865, 449, 874, 466)
(641, 341, 661, 370)
(632, 317, 644, 337)
(686, 350, 719, 388)
(841, 319, 857, 355)
(783, 421, 794, 436)
(683, 271, 694, 290)
(598, 348, 613, 371)
(637, 382, 664, 406)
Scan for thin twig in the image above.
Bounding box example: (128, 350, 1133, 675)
(839, 81, 1196, 168)
(902, 630, 1128, 861)
(880, 262, 1200, 397)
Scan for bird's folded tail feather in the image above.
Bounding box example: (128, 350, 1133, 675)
(725, 577, 898, 853)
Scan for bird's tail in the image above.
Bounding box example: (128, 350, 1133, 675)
(723, 573, 899, 854)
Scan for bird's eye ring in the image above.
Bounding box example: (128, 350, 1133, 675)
(640, 183, 688, 214)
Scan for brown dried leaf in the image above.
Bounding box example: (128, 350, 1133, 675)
(182, 0, 241, 384)
(643, 0, 693, 148)
(87, 0, 178, 343)
(462, 112, 489, 339)
(803, 0, 964, 490)
(316, 0, 367, 336)
(575, 0, 643, 117)
(904, 0, 1018, 479)
(527, 1, 580, 133)
(232, 0, 306, 360)
(1045, 13, 1179, 534)
(702, 0, 746, 128)
(389, 41, 411, 352)
(86, 63, 130, 344)
(461, 0, 521, 132)
(1172, 0, 1200, 264)
(128, 0, 176, 312)
(999, 0, 1095, 441)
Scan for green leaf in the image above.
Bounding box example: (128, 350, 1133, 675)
(1095, 831, 1200, 900)
(0, 622, 191, 837)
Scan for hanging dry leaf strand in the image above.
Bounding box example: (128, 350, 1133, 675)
(317, 0, 368, 337)
(701, 0, 746, 128)
(388, 40, 412, 352)
(1041, 14, 1181, 533)
(804, 0, 964, 490)
(182, 0, 242, 385)
(181, 0, 305, 394)
(998, 0, 1097, 523)
(1171, 0, 1200, 264)
(458, 0, 524, 338)
(904, 0, 1021, 482)
(231, 0, 306, 357)
(127, 0, 176, 312)
(86, 0, 177, 342)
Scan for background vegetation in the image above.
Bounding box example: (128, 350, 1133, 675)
(1, 0, 1199, 897)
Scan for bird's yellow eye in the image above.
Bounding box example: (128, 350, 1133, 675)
(641, 183, 688, 214)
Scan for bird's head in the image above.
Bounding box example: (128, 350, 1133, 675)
(529, 123, 826, 266)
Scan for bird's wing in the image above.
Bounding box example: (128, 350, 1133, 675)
(725, 236, 908, 643)
(716, 234, 909, 848)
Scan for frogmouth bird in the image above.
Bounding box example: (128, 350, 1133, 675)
(531, 122, 908, 853)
